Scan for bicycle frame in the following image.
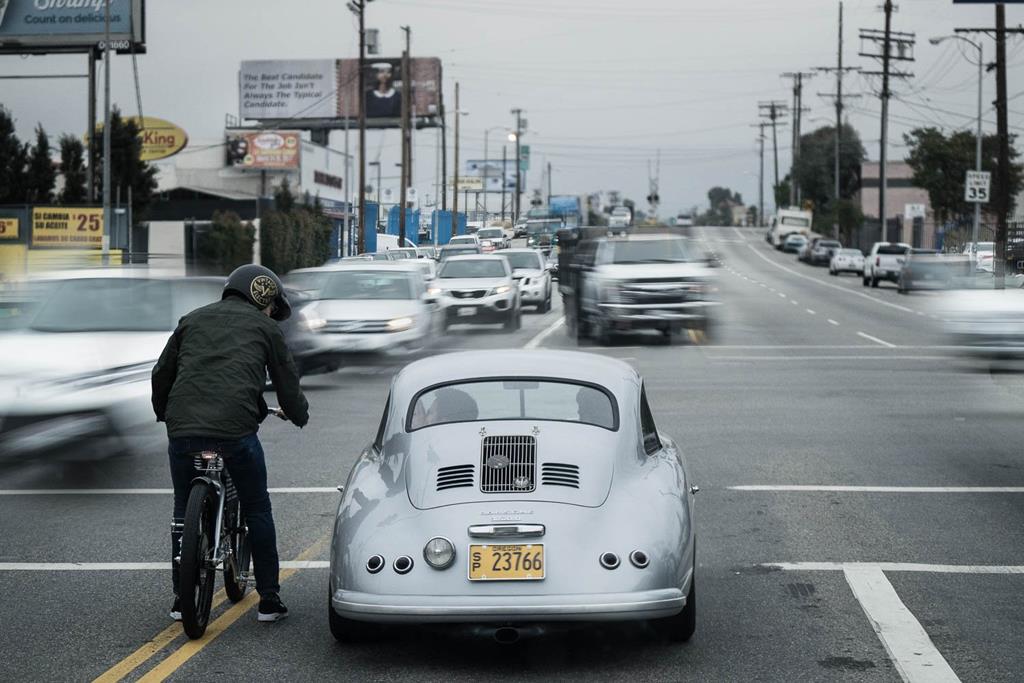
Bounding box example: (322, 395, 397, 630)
(178, 451, 248, 582)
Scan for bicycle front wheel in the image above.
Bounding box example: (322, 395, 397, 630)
(179, 482, 218, 639)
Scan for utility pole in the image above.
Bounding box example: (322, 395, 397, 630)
(451, 82, 460, 236)
(547, 161, 553, 205)
(954, 10, 1024, 289)
(816, 1, 861, 240)
(759, 101, 788, 209)
(754, 123, 767, 227)
(101, 0, 111, 265)
(348, 0, 372, 253)
(87, 49, 97, 203)
(501, 145, 508, 221)
(782, 72, 815, 206)
(441, 105, 448, 211)
(511, 108, 524, 223)
(399, 25, 411, 247)
(860, 1, 914, 241)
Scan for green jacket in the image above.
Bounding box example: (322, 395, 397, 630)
(152, 296, 309, 439)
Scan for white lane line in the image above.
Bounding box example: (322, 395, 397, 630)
(791, 300, 799, 306)
(0, 561, 331, 571)
(730, 485, 1024, 492)
(844, 566, 961, 682)
(806, 308, 816, 315)
(523, 316, 566, 349)
(710, 356, 946, 361)
(777, 291, 785, 297)
(0, 487, 340, 496)
(857, 331, 897, 348)
(745, 244, 915, 313)
(828, 318, 840, 326)
(761, 562, 1024, 574)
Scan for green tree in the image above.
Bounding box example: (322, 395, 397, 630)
(260, 180, 333, 274)
(195, 211, 256, 275)
(58, 134, 88, 204)
(903, 127, 1023, 224)
(93, 107, 158, 217)
(0, 106, 29, 204)
(25, 125, 56, 204)
(702, 186, 743, 225)
(792, 124, 866, 212)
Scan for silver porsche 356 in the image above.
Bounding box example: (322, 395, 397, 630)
(328, 350, 698, 643)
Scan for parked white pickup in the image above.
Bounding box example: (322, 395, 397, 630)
(862, 242, 911, 288)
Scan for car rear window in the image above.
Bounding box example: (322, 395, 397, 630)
(780, 216, 810, 227)
(408, 379, 618, 431)
(819, 241, 841, 248)
(878, 245, 910, 255)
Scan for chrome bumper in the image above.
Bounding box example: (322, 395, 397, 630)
(332, 587, 686, 624)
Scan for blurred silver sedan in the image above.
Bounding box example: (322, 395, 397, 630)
(829, 249, 864, 276)
(328, 350, 697, 644)
(937, 279, 1024, 358)
(0, 271, 222, 461)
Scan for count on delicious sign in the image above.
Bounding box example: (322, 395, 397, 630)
(0, 0, 143, 51)
(239, 60, 337, 120)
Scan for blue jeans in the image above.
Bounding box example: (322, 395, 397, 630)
(169, 434, 280, 597)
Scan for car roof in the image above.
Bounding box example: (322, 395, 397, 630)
(604, 232, 685, 243)
(502, 248, 544, 254)
(290, 262, 422, 273)
(391, 350, 641, 409)
(441, 254, 508, 262)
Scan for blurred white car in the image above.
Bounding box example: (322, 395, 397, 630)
(964, 241, 995, 273)
(285, 263, 434, 361)
(476, 227, 508, 251)
(429, 255, 521, 331)
(0, 271, 223, 462)
(829, 249, 865, 276)
(938, 281, 1024, 358)
(501, 248, 553, 312)
(448, 235, 480, 248)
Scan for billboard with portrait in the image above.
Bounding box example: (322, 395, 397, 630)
(226, 130, 301, 170)
(464, 159, 517, 193)
(0, 0, 145, 53)
(336, 57, 442, 128)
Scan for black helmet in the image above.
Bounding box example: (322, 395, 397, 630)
(222, 264, 291, 321)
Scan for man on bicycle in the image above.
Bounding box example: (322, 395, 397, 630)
(152, 264, 309, 623)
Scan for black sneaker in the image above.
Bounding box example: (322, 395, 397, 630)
(169, 598, 182, 621)
(257, 593, 289, 622)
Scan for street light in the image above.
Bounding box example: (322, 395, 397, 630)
(931, 34, 984, 258)
(482, 126, 509, 218)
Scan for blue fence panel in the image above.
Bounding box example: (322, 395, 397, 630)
(362, 202, 379, 253)
(433, 210, 452, 246)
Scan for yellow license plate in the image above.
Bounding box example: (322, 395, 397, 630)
(468, 544, 545, 581)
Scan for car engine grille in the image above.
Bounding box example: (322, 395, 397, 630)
(480, 435, 536, 493)
(451, 289, 487, 299)
(541, 463, 580, 488)
(322, 320, 391, 334)
(436, 464, 475, 491)
(620, 279, 698, 306)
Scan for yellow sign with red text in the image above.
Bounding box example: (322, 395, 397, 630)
(0, 218, 18, 240)
(31, 208, 104, 248)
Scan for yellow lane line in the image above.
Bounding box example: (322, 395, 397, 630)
(136, 536, 329, 683)
(92, 535, 329, 683)
(91, 589, 228, 683)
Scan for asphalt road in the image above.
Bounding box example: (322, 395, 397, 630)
(3, 227, 1024, 682)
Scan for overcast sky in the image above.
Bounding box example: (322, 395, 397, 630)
(1, 0, 1021, 215)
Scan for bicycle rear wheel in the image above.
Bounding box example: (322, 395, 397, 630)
(179, 482, 218, 639)
(223, 499, 251, 603)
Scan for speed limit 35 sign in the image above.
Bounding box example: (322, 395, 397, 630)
(965, 170, 991, 203)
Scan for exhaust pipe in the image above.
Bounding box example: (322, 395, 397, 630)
(493, 626, 521, 645)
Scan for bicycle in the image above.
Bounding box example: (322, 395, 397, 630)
(173, 408, 288, 638)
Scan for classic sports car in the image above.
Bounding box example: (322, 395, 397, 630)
(328, 350, 698, 643)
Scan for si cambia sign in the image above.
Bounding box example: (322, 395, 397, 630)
(0, 217, 18, 239)
(32, 207, 103, 248)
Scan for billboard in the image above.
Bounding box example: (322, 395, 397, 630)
(0, 217, 18, 239)
(31, 207, 103, 248)
(93, 116, 186, 161)
(0, 0, 144, 53)
(239, 60, 337, 121)
(337, 57, 442, 127)
(464, 159, 517, 193)
(226, 130, 301, 170)
(549, 195, 582, 217)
